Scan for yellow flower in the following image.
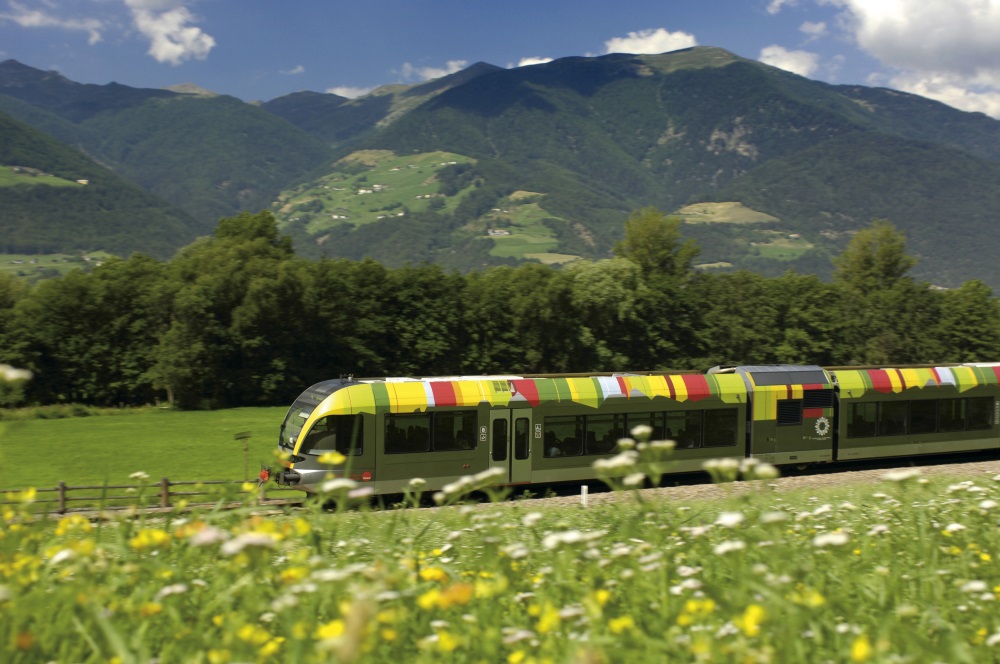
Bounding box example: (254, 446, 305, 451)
(981, 553, 992, 562)
(293, 518, 312, 536)
(316, 619, 345, 640)
(207, 649, 230, 664)
(676, 598, 717, 626)
(212, 614, 226, 628)
(417, 589, 441, 610)
(437, 630, 460, 652)
(5, 488, 36, 504)
(238, 624, 271, 646)
(318, 451, 347, 465)
(259, 637, 284, 657)
(129, 528, 171, 551)
(609, 615, 635, 634)
(241, 482, 257, 492)
(508, 651, 527, 664)
(536, 604, 561, 634)
(279, 566, 309, 584)
(419, 566, 449, 583)
(734, 604, 766, 637)
(851, 635, 872, 662)
(139, 602, 162, 617)
(789, 586, 825, 608)
(381, 628, 398, 641)
(593, 589, 611, 607)
(55, 514, 92, 536)
(439, 583, 475, 608)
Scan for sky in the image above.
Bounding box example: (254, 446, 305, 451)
(3, 0, 1000, 118)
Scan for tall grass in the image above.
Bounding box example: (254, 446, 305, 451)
(3, 457, 1000, 662)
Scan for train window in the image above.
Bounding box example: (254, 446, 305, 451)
(909, 400, 937, 434)
(492, 418, 508, 461)
(703, 409, 738, 448)
(967, 397, 994, 430)
(543, 416, 583, 457)
(667, 411, 702, 449)
(879, 401, 908, 436)
(939, 399, 966, 433)
(433, 411, 477, 451)
(385, 413, 431, 454)
(627, 412, 664, 440)
(299, 415, 364, 456)
(514, 418, 530, 460)
(847, 403, 877, 438)
(777, 400, 803, 426)
(586, 414, 626, 455)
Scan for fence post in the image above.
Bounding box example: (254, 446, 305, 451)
(160, 477, 170, 509)
(58, 481, 66, 514)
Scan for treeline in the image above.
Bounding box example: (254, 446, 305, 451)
(1, 209, 998, 410)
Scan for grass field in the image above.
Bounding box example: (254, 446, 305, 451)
(0, 166, 84, 189)
(2, 447, 999, 662)
(0, 252, 114, 279)
(0, 407, 286, 490)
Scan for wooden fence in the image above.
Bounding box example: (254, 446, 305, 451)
(1, 478, 299, 515)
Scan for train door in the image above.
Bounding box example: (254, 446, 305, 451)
(488, 409, 533, 484)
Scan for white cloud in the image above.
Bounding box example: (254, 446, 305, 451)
(823, 0, 1000, 116)
(326, 85, 374, 99)
(281, 65, 305, 75)
(0, 0, 103, 45)
(759, 44, 820, 77)
(515, 56, 553, 67)
(603, 27, 697, 55)
(124, 0, 215, 66)
(800, 20, 827, 38)
(400, 59, 468, 81)
(767, 0, 798, 15)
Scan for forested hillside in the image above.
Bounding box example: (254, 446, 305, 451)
(0, 111, 200, 258)
(1, 211, 996, 409)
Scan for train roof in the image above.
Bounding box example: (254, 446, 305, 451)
(709, 364, 832, 388)
(303, 372, 749, 418)
(832, 364, 1000, 397)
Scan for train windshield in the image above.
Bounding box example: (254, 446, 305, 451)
(278, 379, 353, 449)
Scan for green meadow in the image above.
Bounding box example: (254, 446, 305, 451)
(0, 407, 286, 490)
(3, 451, 1000, 662)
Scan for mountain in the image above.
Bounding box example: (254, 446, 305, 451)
(266, 47, 1000, 287)
(5, 50, 1000, 290)
(0, 110, 200, 258)
(0, 59, 333, 227)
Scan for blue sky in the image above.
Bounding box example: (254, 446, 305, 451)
(3, 1, 1000, 117)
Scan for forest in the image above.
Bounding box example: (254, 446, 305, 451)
(1, 209, 998, 410)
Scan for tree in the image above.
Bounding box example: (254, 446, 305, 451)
(614, 207, 700, 281)
(833, 220, 916, 295)
(936, 280, 1000, 362)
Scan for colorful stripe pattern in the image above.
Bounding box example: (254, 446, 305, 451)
(316, 373, 747, 417)
(834, 366, 1000, 398)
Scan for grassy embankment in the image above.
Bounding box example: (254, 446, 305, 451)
(2, 444, 999, 662)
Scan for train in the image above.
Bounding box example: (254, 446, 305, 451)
(267, 363, 1000, 494)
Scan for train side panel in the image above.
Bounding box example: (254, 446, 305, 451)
(833, 366, 1000, 461)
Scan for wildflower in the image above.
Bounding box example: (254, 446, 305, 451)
(703, 458, 740, 483)
(436, 630, 460, 652)
(760, 511, 789, 524)
(790, 586, 826, 608)
(979, 500, 998, 511)
(129, 528, 171, 551)
(944, 523, 967, 533)
(139, 602, 163, 617)
(961, 580, 988, 593)
(715, 511, 745, 528)
(734, 604, 766, 637)
(542, 529, 606, 550)
(867, 524, 890, 536)
(316, 619, 345, 640)
(221, 532, 277, 555)
(320, 478, 357, 493)
(521, 512, 543, 527)
(850, 635, 872, 662)
(155, 583, 189, 600)
(592, 450, 639, 474)
(409, 478, 427, 489)
(813, 532, 850, 547)
(713, 540, 746, 555)
(318, 451, 346, 465)
(882, 468, 921, 482)
(129, 471, 150, 480)
(189, 525, 230, 547)
(609, 615, 636, 634)
(419, 566, 449, 583)
(676, 598, 716, 626)
(536, 604, 561, 633)
(623, 472, 646, 487)
(630, 424, 653, 441)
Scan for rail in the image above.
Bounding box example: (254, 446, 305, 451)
(1, 478, 300, 514)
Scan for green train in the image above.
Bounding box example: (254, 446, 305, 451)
(267, 363, 1000, 494)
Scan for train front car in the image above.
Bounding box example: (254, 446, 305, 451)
(832, 363, 1000, 461)
(273, 378, 372, 490)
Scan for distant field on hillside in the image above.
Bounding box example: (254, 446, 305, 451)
(0, 166, 84, 188)
(274, 150, 477, 233)
(0, 252, 112, 278)
(675, 201, 779, 224)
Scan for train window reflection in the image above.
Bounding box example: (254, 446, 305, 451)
(299, 415, 364, 455)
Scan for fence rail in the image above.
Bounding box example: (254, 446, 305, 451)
(1, 478, 298, 514)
